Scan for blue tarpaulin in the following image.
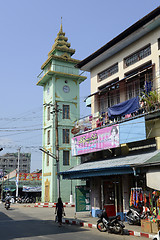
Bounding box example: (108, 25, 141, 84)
(108, 96, 140, 119)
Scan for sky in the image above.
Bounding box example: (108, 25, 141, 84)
(0, 0, 159, 171)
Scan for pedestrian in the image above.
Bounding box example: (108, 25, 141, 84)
(55, 197, 65, 227)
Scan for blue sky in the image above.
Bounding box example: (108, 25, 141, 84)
(0, 0, 159, 171)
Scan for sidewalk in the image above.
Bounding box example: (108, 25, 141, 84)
(22, 203, 157, 239)
(63, 207, 156, 239)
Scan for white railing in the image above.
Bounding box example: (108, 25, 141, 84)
(37, 65, 86, 81)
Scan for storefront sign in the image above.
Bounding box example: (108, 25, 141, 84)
(72, 125, 119, 156)
(75, 186, 90, 212)
(22, 186, 42, 192)
(18, 173, 42, 181)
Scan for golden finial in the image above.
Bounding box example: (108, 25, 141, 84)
(60, 17, 63, 32)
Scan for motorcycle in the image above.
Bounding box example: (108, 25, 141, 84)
(126, 206, 149, 225)
(153, 230, 160, 240)
(16, 196, 36, 204)
(97, 210, 125, 235)
(5, 200, 10, 210)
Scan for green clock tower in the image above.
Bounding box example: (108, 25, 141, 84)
(37, 23, 86, 203)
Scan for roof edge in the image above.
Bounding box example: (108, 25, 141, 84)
(76, 6, 160, 69)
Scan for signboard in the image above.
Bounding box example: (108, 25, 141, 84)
(119, 116, 146, 144)
(22, 186, 42, 192)
(75, 186, 90, 212)
(18, 173, 42, 181)
(72, 125, 119, 156)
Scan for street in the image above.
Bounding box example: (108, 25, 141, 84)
(0, 203, 148, 240)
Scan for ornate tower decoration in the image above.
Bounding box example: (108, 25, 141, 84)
(37, 21, 86, 203)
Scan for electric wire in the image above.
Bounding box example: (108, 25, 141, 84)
(0, 69, 159, 152)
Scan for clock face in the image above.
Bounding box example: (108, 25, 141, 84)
(63, 85, 70, 93)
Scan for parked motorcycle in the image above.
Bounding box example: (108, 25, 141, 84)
(5, 200, 10, 210)
(97, 210, 125, 235)
(16, 196, 36, 204)
(126, 206, 149, 225)
(153, 230, 160, 240)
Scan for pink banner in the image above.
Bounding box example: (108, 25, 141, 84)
(71, 125, 119, 156)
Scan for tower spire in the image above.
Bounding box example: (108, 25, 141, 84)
(60, 17, 63, 32)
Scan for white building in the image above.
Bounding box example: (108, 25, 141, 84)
(61, 7, 160, 218)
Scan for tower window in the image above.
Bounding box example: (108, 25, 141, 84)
(47, 106, 50, 121)
(63, 105, 70, 119)
(63, 129, 70, 144)
(63, 150, 70, 165)
(47, 130, 50, 145)
(46, 155, 49, 166)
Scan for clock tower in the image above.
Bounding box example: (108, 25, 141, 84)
(37, 22, 86, 202)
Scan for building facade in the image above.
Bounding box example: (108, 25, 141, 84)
(61, 7, 160, 217)
(37, 23, 86, 203)
(0, 153, 31, 174)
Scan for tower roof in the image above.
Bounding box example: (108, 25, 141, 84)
(41, 21, 79, 70)
(48, 20, 75, 57)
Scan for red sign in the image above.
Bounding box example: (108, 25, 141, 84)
(18, 173, 42, 181)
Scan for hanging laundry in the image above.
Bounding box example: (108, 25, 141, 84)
(144, 194, 147, 207)
(135, 189, 139, 207)
(130, 188, 143, 208)
(130, 189, 134, 207)
(139, 190, 143, 202)
(145, 80, 152, 95)
(149, 192, 153, 214)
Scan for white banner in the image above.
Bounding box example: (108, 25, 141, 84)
(22, 186, 41, 192)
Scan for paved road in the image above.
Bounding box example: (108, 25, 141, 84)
(0, 203, 148, 240)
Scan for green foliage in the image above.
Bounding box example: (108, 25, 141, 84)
(141, 90, 159, 110)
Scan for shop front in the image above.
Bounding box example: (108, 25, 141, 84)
(61, 150, 160, 219)
(89, 174, 131, 219)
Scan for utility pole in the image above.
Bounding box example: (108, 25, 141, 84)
(0, 148, 4, 200)
(1, 167, 4, 200)
(55, 102, 60, 198)
(16, 147, 21, 199)
(42, 102, 61, 199)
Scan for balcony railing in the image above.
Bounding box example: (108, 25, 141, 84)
(37, 65, 86, 81)
(73, 96, 160, 135)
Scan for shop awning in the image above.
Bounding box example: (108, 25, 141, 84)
(60, 150, 160, 179)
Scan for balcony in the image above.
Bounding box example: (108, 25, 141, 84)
(73, 91, 160, 135)
(37, 64, 85, 81)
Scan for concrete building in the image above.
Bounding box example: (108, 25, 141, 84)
(0, 153, 31, 174)
(61, 7, 160, 217)
(37, 23, 86, 203)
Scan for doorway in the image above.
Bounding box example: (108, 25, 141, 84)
(103, 179, 122, 216)
(45, 179, 50, 202)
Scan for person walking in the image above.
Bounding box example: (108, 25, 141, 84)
(55, 197, 65, 226)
